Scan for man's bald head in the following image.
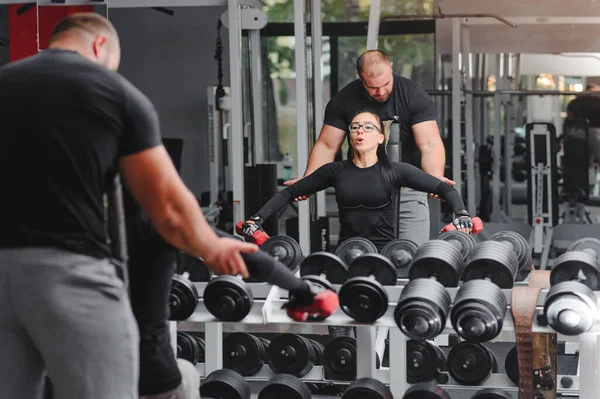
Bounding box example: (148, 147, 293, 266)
(356, 50, 392, 78)
(48, 13, 121, 71)
(356, 50, 394, 103)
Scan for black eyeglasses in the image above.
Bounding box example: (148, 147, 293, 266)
(349, 122, 380, 133)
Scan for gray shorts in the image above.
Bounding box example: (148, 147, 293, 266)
(397, 187, 431, 247)
(0, 247, 139, 399)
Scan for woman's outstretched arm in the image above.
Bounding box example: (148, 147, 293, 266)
(248, 162, 341, 225)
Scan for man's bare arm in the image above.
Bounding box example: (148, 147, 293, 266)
(303, 124, 347, 176)
(413, 120, 452, 180)
(119, 146, 255, 275)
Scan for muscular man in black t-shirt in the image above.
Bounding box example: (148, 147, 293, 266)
(285, 50, 453, 247)
(0, 13, 258, 399)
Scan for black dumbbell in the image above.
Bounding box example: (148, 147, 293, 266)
(322, 336, 357, 381)
(200, 369, 251, 399)
(504, 345, 518, 386)
(223, 333, 269, 376)
(341, 377, 393, 399)
(447, 342, 498, 386)
(169, 272, 199, 321)
(403, 383, 451, 399)
(249, 235, 304, 281)
(545, 237, 600, 335)
(437, 231, 477, 261)
(407, 340, 447, 384)
(335, 237, 378, 267)
(258, 374, 312, 399)
(339, 253, 397, 322)
(266, 333, 323, 378)
(176, 332, 205, 366)
(450, 240, 520, 342)
(299, 251, 348, 291)
(380, 238, 419, 278)
(470, 389, 513, 398)
(487, 231, 532, 281)
(321, 335, 382, 381)
(394, 238, 466, 340)
(203, 272, 254, 322)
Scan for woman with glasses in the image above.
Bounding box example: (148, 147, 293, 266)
(243, 110, 473, 251)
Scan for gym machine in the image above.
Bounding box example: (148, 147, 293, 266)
(526, 122, 559, 269)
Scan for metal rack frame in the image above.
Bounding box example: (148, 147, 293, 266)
(174, 280, 600, 398)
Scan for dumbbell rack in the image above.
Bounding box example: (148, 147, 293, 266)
(173, 280, 600, 398)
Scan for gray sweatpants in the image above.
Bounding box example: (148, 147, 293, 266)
(396, 187, 431, 247)
(0, 247, 139, 399)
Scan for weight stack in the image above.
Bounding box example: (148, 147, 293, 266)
(245, 164, 278, 236)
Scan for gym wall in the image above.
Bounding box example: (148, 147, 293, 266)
(108, 7, 230, 197)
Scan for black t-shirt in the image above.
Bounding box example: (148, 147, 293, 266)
(253, 160, 465, 249)
(0, 49, 162, 259)
(324, 74, 438, 167)
(566, 96, 600, 128)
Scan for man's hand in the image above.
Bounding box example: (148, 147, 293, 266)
(283, 177, 311, 202)
(202, 238, 258, 278)
(428, 176, 457, 200)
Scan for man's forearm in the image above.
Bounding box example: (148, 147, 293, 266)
(420, 144, 447, 177)
(304, 140, 338, 176)
(151, 189, 220, 259)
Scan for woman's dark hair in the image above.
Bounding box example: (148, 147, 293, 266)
(348, 110, 397, 197)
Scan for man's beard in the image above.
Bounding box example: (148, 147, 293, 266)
(368, 93, 391, 103)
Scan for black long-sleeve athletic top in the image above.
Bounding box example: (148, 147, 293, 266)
(252, 160, 467, 249)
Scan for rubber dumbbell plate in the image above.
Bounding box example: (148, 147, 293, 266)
(407, 340, 446, 383)
(395, 278, 452, 340)
(200, 369, 251, 399)
(266, 334, 315, 377)
(177, 332, 201, 365)
(203, 275, 254, 322)
(258, 374, 312, 399)
(403, 383, 451, 399)
(339, 276, 389, 322)
(550, 251, 600, 290)
(169, 274, 199, 321)
(323, 336, 356, 378)
(505, 346, 519, 385)
(261, 235, 304, 273)
(447, 342, 496, 385)
(438, 231, 477, 260)
(567, 237, 600, 260)
(300, 251, 348, 284)
(409, 240, 464, 287)
(348, 253, 398, 285)
(380, 239, 418, 278)
(224, 333, 267, 376)
(335, 237, 378, 267)
(463, 241, 519, 288)
(471, 388, 513, 398)
(341, 377, 393, 399)
(488, 230, 531, 274)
